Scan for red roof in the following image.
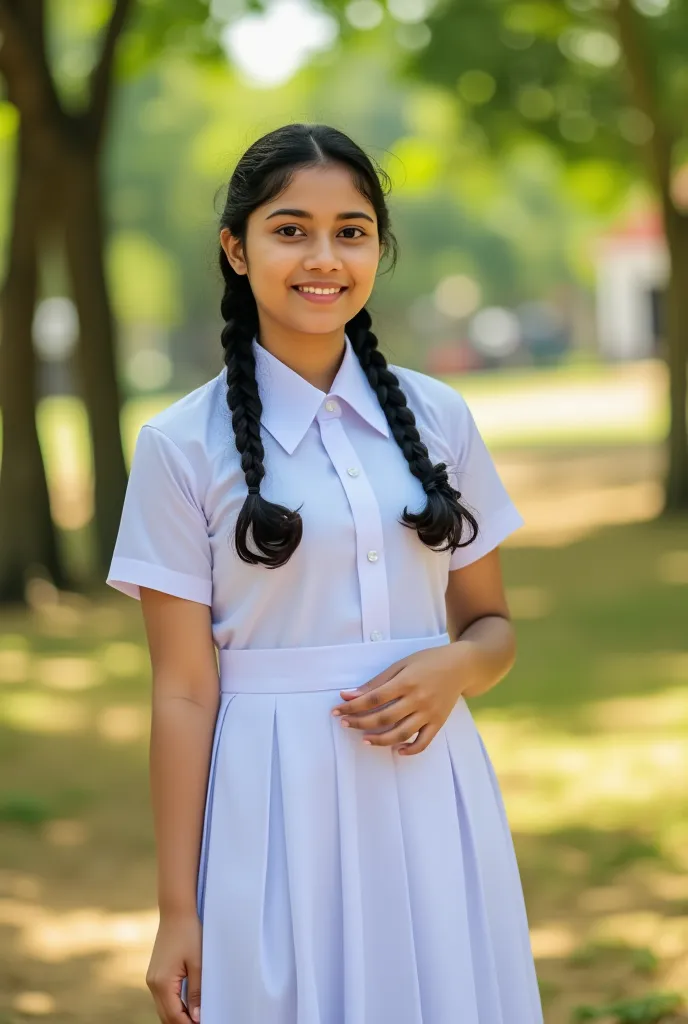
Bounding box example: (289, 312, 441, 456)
(602, 207, 663, 243)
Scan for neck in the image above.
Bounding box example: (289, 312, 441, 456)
(254, 319, 348, 393)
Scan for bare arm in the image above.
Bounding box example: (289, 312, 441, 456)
(445, 547, 517, 699)
(140, 588, 220, 918)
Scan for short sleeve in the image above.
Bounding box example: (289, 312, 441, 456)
(106, 425, 213, 604)
(448, 398, 524, 571)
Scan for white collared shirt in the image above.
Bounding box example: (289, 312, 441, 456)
(106, 334, 524, 649)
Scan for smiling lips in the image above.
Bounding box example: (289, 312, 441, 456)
(292, 284, 348, 305)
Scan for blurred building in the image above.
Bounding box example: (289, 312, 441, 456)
(595, 208, 668, 361)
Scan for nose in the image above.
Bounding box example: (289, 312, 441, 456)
(303, 233, 344, 272)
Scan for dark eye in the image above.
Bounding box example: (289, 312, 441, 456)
(275, 225, 366, 239)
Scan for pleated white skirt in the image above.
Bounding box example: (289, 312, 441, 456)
(191, 634, 543, 1023)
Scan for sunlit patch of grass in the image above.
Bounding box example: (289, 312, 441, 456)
(0, 647, 31, 685)
(37, 656, 103, 691)
(477, 707, 688, 835)
(0, 896, 157, 977)
(96, 705, 149, 744)
(656, 550, 688, 585)
(43, 820, 89, 847)
(98, 642, 147, 679)
(0, 693, 89, 734)
(12, 990, 56, 1016)
(506, 585, 555, 619)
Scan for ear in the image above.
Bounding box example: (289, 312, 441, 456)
(220, 227, 248, 276)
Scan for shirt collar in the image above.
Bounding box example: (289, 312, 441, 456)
(251, 332, 390, 455)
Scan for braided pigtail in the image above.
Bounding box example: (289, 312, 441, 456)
(217, 121, 479, 566)
(347, 307, 479, 555)
(219, 250, 303, 567)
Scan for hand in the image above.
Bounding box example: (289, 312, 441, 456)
(331, 641, 477, 755)
(147, 909, 202, 1023)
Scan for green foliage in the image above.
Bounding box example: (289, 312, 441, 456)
(569, 940, 659, 977)
(405, 0, 688, 166)
(571, 991, 684, 1023)
(118, 0, 223, 76)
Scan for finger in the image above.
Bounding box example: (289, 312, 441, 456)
(398, 722, 438, 755)
(364, 712, 426, 747)
(340, 697, 414, 732)
(333, 677, 408, 716)
(186, 958, 202, 1023)
(335, 660, 409, 707)
(150, 978, 191, 1024)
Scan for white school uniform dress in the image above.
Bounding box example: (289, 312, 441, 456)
(107, 333, 543, 1024)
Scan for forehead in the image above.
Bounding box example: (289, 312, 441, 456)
(263, 164, 376, 216)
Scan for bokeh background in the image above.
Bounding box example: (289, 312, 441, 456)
(1, 1, 687, 1022)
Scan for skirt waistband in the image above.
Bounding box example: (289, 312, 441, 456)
(218, 633, 451, 694)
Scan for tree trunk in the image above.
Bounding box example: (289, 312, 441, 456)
(62, 140, 128, 578)
(0, 126, 68, 601)
(662, 211, 688, 512)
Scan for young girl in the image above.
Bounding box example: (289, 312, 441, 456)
(107, 122, 543, 1024)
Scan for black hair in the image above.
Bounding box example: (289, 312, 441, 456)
(218, 122, 479, 567)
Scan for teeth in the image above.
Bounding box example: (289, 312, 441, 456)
(297, 286, 342, 295)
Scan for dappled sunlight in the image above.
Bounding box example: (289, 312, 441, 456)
(44, 820, 89, 848)
(506, 479, 663, 548)
(657, 549, 688, 585)
(13, 991, 56, 1016)
(465, 361, 664, 446)
(0, 895, 156, 987)
(38, 657, 103, 692)
(88, 603, 130, 638)
(505, 585, 554, 619)
(477, 693, 688, 833)
(37, 397, 93, 531)
(592, 911, 688, 964)
(99, 642, 147, 678)
(96, 705, 149, 744)
(0, 692, 88, 734)
(585, 686, 688, 730)
(0, 645, 31, 685)
(529, 922, 578, 959)
(25, 582, 93, 639)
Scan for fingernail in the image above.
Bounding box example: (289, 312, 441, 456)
(192, 1008, 200, 1022)
(363, 739, 372, 745)
(341, 688, 359, 695)
(331, 709, 340, 716)
(340, 719, 350, 728)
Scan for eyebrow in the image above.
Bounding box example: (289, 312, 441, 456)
(265, 208, 375, 224)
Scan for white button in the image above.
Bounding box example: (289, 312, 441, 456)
(367, 550, 379, 562)
(325, 399, 338, 413)
(347, 466, 360, 477)
(370, 630, 383, 642)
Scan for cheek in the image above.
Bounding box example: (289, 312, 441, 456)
(346, 246, 380, 287)
(249, 242, 295, 292)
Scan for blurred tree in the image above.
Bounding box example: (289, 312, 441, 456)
(0, 0, 216, 600)
(393, 0, 688, 511)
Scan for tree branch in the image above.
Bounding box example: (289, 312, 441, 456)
(87, 0, 134, 145)
(612, 0, 676, 213)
